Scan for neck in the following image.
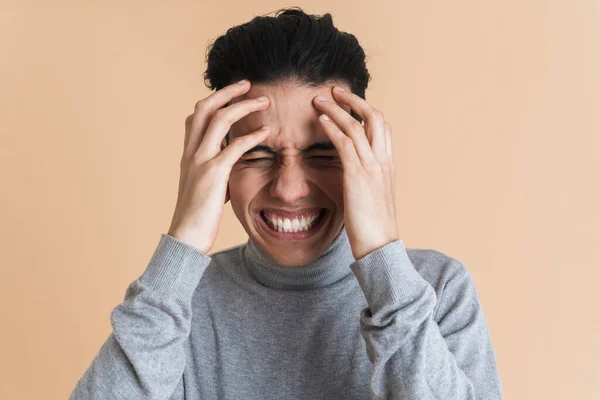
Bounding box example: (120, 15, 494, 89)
(241, 226, 356, 290)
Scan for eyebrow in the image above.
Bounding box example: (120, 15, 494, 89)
(242, 140, 337, 156)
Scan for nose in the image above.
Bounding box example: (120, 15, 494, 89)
(269, 163, 311, 204)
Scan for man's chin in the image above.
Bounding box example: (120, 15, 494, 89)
(248, 211, 340, 266)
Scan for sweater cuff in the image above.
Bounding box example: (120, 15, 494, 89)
(138, 233, 212, 303)
(349, 239, 429, 314)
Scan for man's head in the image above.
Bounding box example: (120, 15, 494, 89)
(203, 7, 370, 267)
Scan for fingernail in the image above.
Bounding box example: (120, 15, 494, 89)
(334, 86, 345, 92)
(321, 114, 330, 121)
(316, 95, 327, 102)
(237, 79, 249, 85)
(257, 96, 268, 102)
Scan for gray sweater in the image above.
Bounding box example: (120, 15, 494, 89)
(70, 226, 503, 399)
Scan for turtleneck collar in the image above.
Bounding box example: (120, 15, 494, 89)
(241, 226, 356, 290)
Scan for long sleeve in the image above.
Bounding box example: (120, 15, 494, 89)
(349, 239, 503, 400)
(70, 234, 212, 400)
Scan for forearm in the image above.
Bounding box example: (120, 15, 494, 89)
(350, 240, 503, 400)
(70, 234, 212, 400)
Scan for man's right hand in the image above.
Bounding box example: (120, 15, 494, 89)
(167, 80, 270, 254)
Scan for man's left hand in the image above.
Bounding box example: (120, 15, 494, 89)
(313, 86, 399, 260)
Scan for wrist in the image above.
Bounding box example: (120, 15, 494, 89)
(167, 227, 211, 254)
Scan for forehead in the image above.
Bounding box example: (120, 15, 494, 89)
(228, 81, 351, 151)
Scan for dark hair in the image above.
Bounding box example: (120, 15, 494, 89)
(203, 7, 371, 144)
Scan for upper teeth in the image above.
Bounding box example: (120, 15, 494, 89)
(263, 212, 321, 233)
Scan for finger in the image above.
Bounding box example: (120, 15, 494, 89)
(184, 113, 194, 151)
(215, 126, 271, 169)
(318, 114, 361, 172)
(185, 79, 252, 159)
(384, 122, 396, 206)
(196, 96, 270, 162)
(331, 87, 388, 165)
(313, 95, 376, 168)
(384, 121, 395, 168)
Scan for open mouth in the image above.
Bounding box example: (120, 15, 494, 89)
(258, 208, 327, 236)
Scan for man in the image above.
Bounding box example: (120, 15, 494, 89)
(70, 7, 503, 399)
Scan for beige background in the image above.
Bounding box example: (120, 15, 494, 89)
(1, 1, 598, 399)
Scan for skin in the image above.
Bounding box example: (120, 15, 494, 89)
(226, 79, 353, 267)
(312, 85, 398, 261)
(224, 78, 398, 267)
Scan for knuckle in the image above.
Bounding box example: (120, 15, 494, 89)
(203, 158, 220, 172)
(194, 154, 216, 171)
(229, 135, 245, 147)
(194, 99, 207, 113)
(369, 163, 384, 177)
(190, 152, 203, 166)
(350, 119, 363, 132)
(185, 114, 194, 130)
(371, 110, 385, 124)
(213, 108, 226, 120)
(213, 108, 232, 125)
(231, 134, 246, 143)
(341, 136, 354, 151)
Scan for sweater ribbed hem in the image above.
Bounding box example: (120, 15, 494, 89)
(349, 239, 429, 314)
(138, 234, 212, 303)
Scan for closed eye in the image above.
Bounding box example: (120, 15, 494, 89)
(244, 158, 272, 163)
(307, 156, 339, 161)
(242, 156, 339, 165)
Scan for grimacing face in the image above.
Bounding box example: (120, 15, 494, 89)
(224, 81, 353, 267)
